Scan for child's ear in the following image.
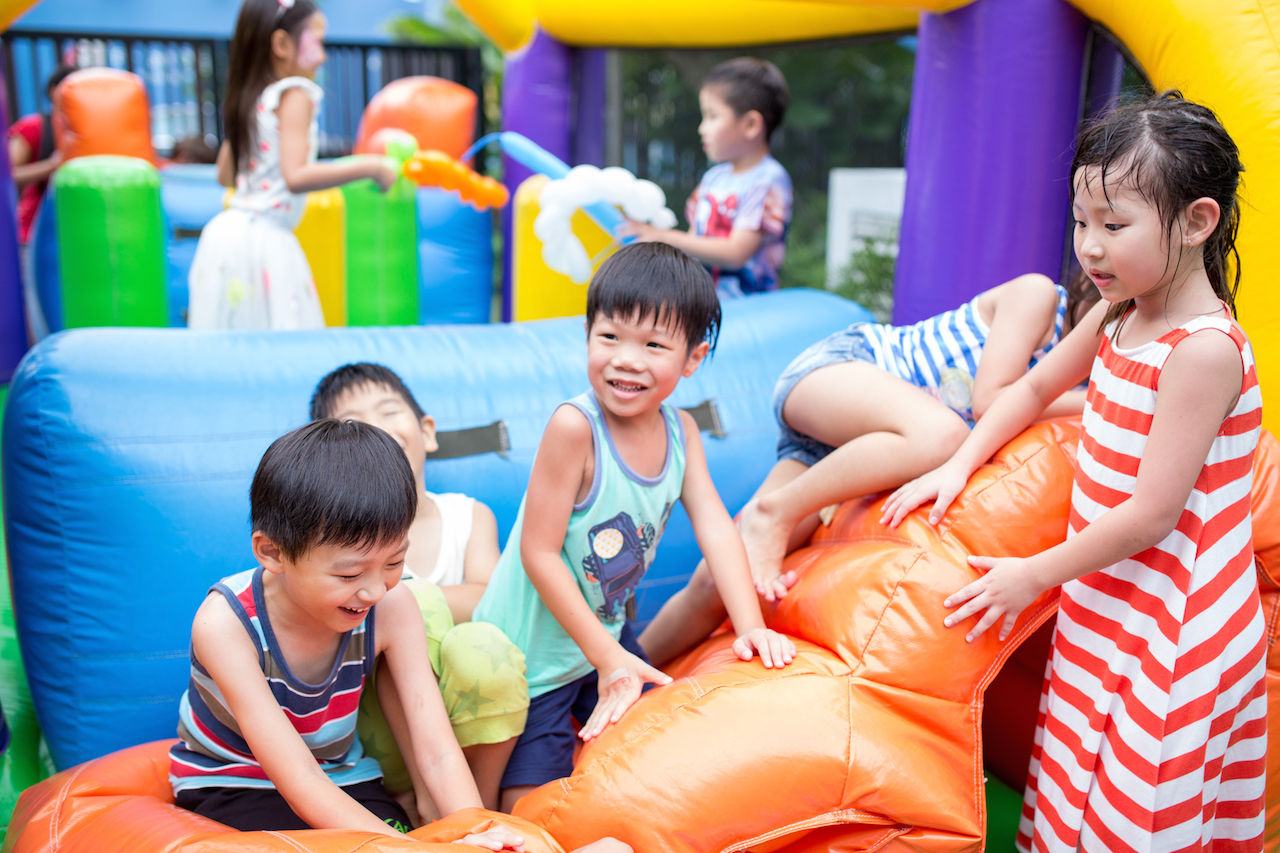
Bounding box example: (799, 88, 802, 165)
(1182, 197, 1221, 249)
(741, 109, 765, 143)
(682, 341, 711, 377)
(270, 28, 294, 64)
(252, 531, 287, 575)
(420, 414, 439, 454)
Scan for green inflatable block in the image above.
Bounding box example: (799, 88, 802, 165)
(54, 156, 167, 328)
(342, 176, 419, 326)
(985, 772, 1024, 853)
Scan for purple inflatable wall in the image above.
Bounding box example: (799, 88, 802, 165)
(0, 61, 26, 381)
(894, 0, 1089, 324)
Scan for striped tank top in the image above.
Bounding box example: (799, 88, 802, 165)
(1017, 314, 1266, 852)
(860, 284, 1067, 424)
(169, 567, 383, 792)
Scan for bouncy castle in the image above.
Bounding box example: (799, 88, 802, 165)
(4, 0, 1280, 852)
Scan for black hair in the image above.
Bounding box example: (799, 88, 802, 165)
(586, 242, 721, 355)
(250, 419, 417, 561)
(1064, 268, 1101, 333)
(310, 363, 425, 422)
(702, 57, 790, 141)
(45, 65, 77, 98)
(1071, 90, 1244, 329)
(224, 0, 319, 175)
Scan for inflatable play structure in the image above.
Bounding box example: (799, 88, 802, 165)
(4, 0, 1280, 851)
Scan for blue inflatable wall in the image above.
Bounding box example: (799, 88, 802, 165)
(417, 186, 494, 324)
(2, 289, 872, 770)
(31, 185, 60, 333)
(160, 164, 225, 328)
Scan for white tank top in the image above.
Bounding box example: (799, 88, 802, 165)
(403, 491, 475, 587)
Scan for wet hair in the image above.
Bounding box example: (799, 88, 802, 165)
(45, 65, 77, 98)
(702, 57, 790, 141)
(310, 363, 425, 422)
(1064, 269, 1101, 333)
(1071, 90, 1244, 329)
(250, 419, 417, 561)
(586, 242, 721, 355)
(224, 0, 318, 175)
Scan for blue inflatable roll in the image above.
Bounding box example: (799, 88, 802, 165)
(31, 186, 60, 333)
(2, 289, 872, 770)
(160, 164, 225, 328)
(417, 187, 494, 324)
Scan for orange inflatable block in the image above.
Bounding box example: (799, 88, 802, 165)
(6, 740, 567, 853)
(53, 68, 155, 163)
(353, 76, 477, 161)
(516, 422, 1280, 852)
(403, 150, 509, 209)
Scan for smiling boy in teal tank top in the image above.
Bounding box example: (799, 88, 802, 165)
(473, 242, 796, 812)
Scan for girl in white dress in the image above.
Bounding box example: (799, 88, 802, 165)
(187, 0, 396, 330)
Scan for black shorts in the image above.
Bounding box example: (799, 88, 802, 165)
(501, 622, 653, 790)
(175, 778, 410, 833)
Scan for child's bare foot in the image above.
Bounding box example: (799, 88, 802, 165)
(737, 498, 794, 601)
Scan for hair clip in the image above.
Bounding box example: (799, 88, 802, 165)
(278, 0, 296, 7)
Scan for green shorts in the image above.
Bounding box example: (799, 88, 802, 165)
(357, 578, 529, 793)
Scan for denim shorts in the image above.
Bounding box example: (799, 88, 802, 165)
(772, 324, 877, 467)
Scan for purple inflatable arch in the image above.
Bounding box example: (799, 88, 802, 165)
(0, 61, 26, 382)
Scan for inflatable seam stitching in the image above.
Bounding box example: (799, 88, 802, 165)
(49, 761, 91, 849)
(725, 815, 909, 853)
(855, 549, 926, 670)
(1264, 590, 1280, 648)
(264, 829, 313, 852)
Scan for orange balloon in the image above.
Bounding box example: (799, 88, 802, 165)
(353, 77, 476, 160)
(55, 68, 155, 163)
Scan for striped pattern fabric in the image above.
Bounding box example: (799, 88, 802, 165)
(1017, 315, 1266, 852)
(169, 568, 383, 791)
(860, 285, 1067, 424)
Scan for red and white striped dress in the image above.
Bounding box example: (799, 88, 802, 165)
(1017, 314, 1267, 853)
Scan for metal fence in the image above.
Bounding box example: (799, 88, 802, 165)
(1, 31, 483, 158)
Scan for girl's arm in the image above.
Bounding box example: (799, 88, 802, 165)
(970, 274, 1068, 420)
(276, 87, 397, 194)
(215, 141, 234, 187)
(678, 411, 795, 668)
(881, 299, 1107, 527)
(519, 406, 670, 741)
(193, 595, 401, 836)
(942, 328, 1244, 641)
(10, 134, 60, 189)
(442, 500, 500, 623)
(621, 222, 763, 269)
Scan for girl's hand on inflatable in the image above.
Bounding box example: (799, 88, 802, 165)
(580, 653, 672, 742)
(944, 556, 1041, 642)
(456, 827, 526, 851)
(733, 628, 796, 669)
(880, 461, 970, 528)
(371, 157, 399, 191)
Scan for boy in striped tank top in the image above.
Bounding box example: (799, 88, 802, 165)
(474, 243, 795, 813)
(884, 93, 1266, 851)
(168, 420, 530, 848)
(641, 271, 1098, 667)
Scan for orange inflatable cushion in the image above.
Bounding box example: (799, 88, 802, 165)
(353, 76, 476, 161)
(54, 67, 155, 163)
(6, 740, 567, 853)
(517, 422, 1280, 852)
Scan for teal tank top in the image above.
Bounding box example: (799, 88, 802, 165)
(474, 391, 687, 698)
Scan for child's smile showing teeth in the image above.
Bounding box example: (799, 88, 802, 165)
(608, 379, 647, 398)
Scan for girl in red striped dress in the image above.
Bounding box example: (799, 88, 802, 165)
(882, 92, 1266, 852)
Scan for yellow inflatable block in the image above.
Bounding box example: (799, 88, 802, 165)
(1065, 0, 1280, 432)
(0, 0, 41, 33)
(293, 188, 347, 327)
(512, 174, 615, 322)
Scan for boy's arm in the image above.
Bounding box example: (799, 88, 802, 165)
(193, 595, 401, 837)
(678, 411, 795, 668)
(622, 222, 763, 269)
(520, 407, 671, 740)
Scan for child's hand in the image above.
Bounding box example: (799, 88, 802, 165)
(455, 826, 526, 851)
(944, 555, 1043, 642)
(732, 628, 796, 669)
(879, 460, 971, 528)
(580, 652, 672, 742)
(616, 219, 665, 242)
(371, 156, 400, 191)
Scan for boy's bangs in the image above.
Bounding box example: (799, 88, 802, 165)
(587, 243, 721, 354)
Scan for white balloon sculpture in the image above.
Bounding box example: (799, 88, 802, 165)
(534, 165, 678, 283)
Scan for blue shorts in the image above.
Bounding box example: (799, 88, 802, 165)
(772, 324, 877, 467)
(500, 622, 652, 790)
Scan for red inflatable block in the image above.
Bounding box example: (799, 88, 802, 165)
(53, 67, 155, 163)
(353, 76, 476, 161)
